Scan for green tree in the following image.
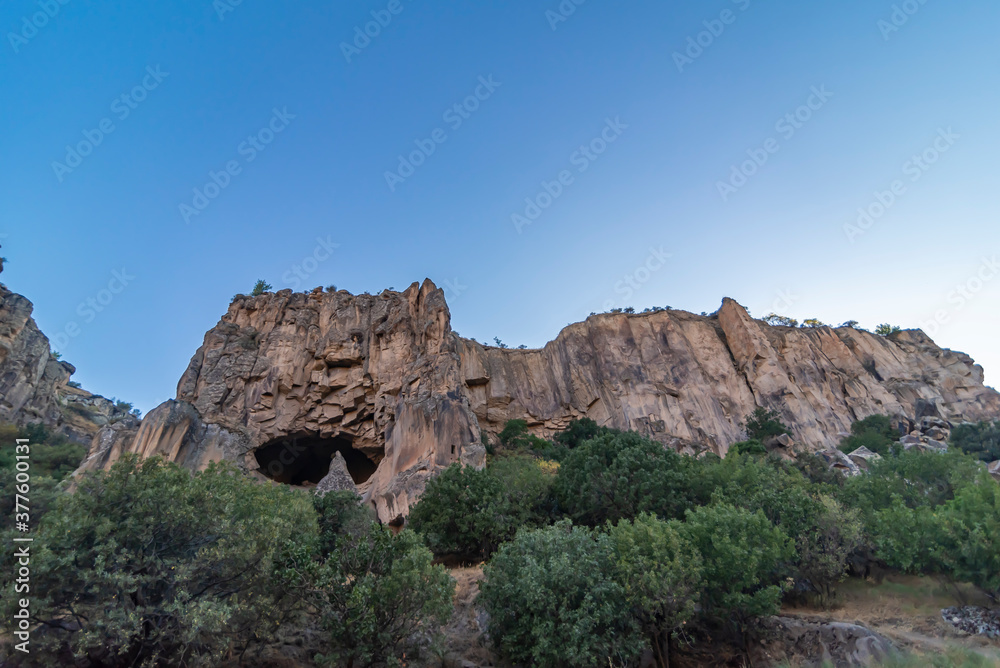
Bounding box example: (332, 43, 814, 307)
(313, 490, 375, 558)
(934, 474, 1000, 600)
(554, 417, 608, 449)
(609, 514, 702, 668)
(762, 313, 798, 327)
(950, 420, 1000, 462)
(838, 414, 899, 457)
(479, 521, 644, 668)
(742, 407, 791, 442)
(794, 495, 864, 605)
(251, 279, 273, 296)
(680, 504, 793, 652)
(840, 449, 979, 515)
(408, 456, 552, 560)
(496, 418, 552, 454)
(553, 431, 693, 525)
(296, 525, 454, 668)
(875, 323, 901, 336)
(7, 455, 316, 666)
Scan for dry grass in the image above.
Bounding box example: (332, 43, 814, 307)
(782, 574, 1000, 664)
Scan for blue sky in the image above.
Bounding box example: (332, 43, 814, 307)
(2, 0, 998, 413)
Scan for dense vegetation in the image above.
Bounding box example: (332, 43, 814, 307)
(413, 414, 1000, 667)
(0, 452, 452, 667)
(2, 413, 999, 667)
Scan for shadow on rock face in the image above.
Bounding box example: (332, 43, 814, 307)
(253, 432, 379, 486)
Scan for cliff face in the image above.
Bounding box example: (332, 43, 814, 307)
(0, 285, 126, 443)
(79, 280, 1000, 522)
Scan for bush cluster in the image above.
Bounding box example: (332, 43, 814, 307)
(0, 455, 453, 668)
(409, 414, 1000, 667)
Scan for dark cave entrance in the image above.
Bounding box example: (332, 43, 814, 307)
(254, 433, 378, 486)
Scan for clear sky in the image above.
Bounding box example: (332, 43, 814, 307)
(2, 0, 998, 414)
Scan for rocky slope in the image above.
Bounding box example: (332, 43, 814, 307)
(78, 280, 1000, 523)
(0, 284, 127, 443)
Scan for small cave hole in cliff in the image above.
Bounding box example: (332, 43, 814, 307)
(254, 433, 378, 486)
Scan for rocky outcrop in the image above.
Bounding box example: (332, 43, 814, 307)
(0, 284, 126, 443)
(80, 281, 1000, 522)
(757, 616, 896, 667)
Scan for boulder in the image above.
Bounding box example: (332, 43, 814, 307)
(817, 447, 862, 477)
(848, 446, 882, 470)
(757, 616, 896, 667)
(925, 426, 949, 441)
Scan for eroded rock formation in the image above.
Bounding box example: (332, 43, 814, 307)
(0, 284, 127, 443)
(79, 280, 1000, 522)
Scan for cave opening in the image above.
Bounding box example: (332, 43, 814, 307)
(254, 433, 378, 486)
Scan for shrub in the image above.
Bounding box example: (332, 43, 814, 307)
(313, 490, 375, 558)
(553, 431, 693, 525)
(680, 504, 793, 648)
(866, 497, 942, 575)
(496, 418, 552, 453)
(9, 455, 316, 666)
(479, 521, 644, 668)
(875, 323, 901, 336)
(408, 456, 551, 561)
(0, 425, 85, 482)
(763, 313, 799, 327)
(950, 420, 1000, 462)
(300, 525, 454, 668)
(728, 439, 767, 457)
(792, 451, 846, 488)
(934, 474, 1000, 600)
(793, 495, 864, 604)
(840, 449, 980, 515)
(742, 407, 791, 441)
(553, 417, 607, 449)
(609, 514, 702, 668)
(251, 279, 273, 296)
(838, 414, 899, 457)
(692, 452, 819, 539)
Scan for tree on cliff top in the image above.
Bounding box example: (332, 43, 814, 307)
(251, 279, 273, 296)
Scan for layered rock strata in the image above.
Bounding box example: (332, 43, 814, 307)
(79, 280, 1000, 522)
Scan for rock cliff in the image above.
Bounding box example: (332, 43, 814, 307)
(0, 284, 127, 442)
(79, 280, 1000, 523)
